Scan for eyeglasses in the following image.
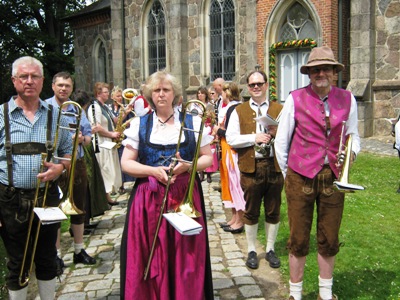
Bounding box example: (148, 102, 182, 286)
(309, 66, 334, 74)
(14, 74, 43, 82)
(248, 82, 265, 89)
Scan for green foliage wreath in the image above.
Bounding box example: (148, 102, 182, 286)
(269, 38, 317, 101)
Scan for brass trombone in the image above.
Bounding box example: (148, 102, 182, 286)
(18, 101, 83, 286)
(59, 101, 85, 215)
(333, 121, 364, 192)
(143, 100, 208, 280)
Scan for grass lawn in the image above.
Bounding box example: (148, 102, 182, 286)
(259, 152, 400, 300)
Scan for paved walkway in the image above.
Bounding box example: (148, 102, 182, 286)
(48, 177, 285, 300)
(28, 137, 397, 300)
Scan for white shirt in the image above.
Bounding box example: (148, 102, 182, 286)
(395, 121, 400, 151)
(226, 98, 273, 158)
(122, 110, 213, 150)
(274, 93, 361, 178)
(130, 96, 151, 117)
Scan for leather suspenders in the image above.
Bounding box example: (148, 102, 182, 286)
(3, 102, 54, 188)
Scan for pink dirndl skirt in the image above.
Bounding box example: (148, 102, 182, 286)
(123, 174, 209, 300)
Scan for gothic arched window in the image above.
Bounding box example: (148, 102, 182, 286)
(93, 39, 108, 83)
(276, 2, 317, 102)
(148, 0, 166, 75)
(209, 0, 235, 81)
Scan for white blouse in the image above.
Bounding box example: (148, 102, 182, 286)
(122, 109, 213, 150)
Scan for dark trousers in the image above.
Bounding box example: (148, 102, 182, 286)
(240, 158, 284, 225)
(0, 183, 60, 290)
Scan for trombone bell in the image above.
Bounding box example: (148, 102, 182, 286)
(176, 202, 201, 218)
(333, 133, 364, 192)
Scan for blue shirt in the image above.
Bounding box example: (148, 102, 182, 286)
(45, 96, 92, 158)
(0, 98, 72, 189)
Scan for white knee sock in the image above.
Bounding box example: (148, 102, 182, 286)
(245, 223, 258, 253)
(37, 278, 56, 300)
(318, 276, 333, 300)
(9, 286, 28, 300)
(74, 242, 84, 254)
(289, 280, 303, 300)
(265, 222, 280, 252)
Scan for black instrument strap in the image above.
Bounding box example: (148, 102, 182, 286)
(46, 104, 54, 161)
(4, 103, 13, 187)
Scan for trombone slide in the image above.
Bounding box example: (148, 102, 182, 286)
(18, 101, 84, 286)
(143, 100, 207, 280)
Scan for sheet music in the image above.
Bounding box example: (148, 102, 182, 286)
(255, 114, 279, 129)
(99, 140, 117, 149)
(163, 212, 203, 235)
(33, 207, 68, 225)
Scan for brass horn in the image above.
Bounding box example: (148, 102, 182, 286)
(18, 101, 83, 286)
(122, 88, 139, 102)
(333, 121, 364, 192)
(143, 100, 208, 280)
(58, 101, 85, 215)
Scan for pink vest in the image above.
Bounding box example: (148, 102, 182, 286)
(288, 85, 352, 179)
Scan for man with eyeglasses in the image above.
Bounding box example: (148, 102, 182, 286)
(226, 70, 284, 271)
(0, 56, 72, 299)
(274, 46, 360, 300)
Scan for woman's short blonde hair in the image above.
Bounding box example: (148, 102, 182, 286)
(142, 70, 182, 110)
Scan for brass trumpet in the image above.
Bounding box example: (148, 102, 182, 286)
(18, 101, 83, 286)
(333, 121, 364, 192)
(143, 100, 208, 280)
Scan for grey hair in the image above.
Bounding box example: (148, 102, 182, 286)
(111, 85, 123, 98)
(142, 70, 182, 110)
(12, 56, 43, 77)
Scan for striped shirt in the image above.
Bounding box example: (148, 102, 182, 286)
(0, 98, 72, 189)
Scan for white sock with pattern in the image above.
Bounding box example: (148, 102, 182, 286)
(318, 276, 333, 299)
(289, 280, 303, 300)
(37, 278, 56, 300)
(265, 222, 280, 252)
(245, 224, 258, 253)
(9, 286, 28, 300)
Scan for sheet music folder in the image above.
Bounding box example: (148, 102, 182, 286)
(254, 114, 279, 129)
(33, 207, 68, 225)
(333, 181, 365, 191)
(163, 212, 203, 235)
